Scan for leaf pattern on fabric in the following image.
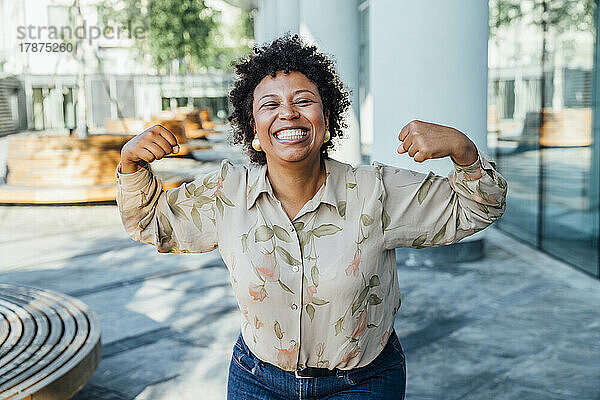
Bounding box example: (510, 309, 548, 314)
(311, 224, 342, 237)
(335, 316, 345, 336)
(274, 320, 283, 339)
(116, 155, 507, 371)
(382, 209, 391, 233)
(337, 201, 347, 218)
(139, 190, 147, 208)
(158, 212, 173, 245)
(255, 225, 274, 242)
(412, 233, 427, 248)
(190, 206, 202, 231)
(278, 280, 295, 294)
(417, 176, 433, 204)
(306, 304, 315, 321)
(275, 246, 301, 266)
(360, 214, 374, 226)
(167, 190, 186, 219)
(431, 220, 448, 244)
(273, 225, 292, 242)
(241, 233, 249, 252)
(311, 265, 320, 287)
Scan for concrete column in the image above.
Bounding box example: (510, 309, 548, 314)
(370, 0, 490, 260)
(254, 0, 299, 44)
(299, 0, 361, 166)
(370, 0, 489, 171)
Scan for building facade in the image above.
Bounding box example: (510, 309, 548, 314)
(0, 0, 240, 134)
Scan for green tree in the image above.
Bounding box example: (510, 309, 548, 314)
(98, 0, 253, 73)
(490, 0, 596, 37)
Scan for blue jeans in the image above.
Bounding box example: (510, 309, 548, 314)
(227, 330, 406, 399)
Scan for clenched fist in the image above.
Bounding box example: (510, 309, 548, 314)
(120, 125, 180, 174)
(397, 120, 478, 166)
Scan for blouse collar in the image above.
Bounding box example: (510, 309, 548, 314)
(245, 158, 350, 220)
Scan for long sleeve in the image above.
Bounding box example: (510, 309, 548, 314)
(379, 152, 508, 250)
(115, 160, 226, 253)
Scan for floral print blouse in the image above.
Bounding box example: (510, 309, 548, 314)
(116, 152, 507, 371)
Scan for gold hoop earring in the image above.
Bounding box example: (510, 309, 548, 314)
(252, 137, 262, 152)
(323, 130, 331, 143)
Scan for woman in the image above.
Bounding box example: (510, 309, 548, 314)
(116, 35, 507, 399)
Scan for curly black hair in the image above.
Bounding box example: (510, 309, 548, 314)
(228, 34, 351, 165)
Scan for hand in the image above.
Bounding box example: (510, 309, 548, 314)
(120, 124, 180, 174)
(397, 120, 478, 165)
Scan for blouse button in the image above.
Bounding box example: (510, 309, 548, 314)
(291, 303, 298, 310)
(292, 265, 299, 272)
(290, 339, 297, 346)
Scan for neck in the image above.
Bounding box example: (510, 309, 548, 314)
(266, 155, 326, 208)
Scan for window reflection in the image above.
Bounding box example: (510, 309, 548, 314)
(488, 0, 599, 277)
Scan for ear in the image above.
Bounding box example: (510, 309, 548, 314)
(325, 110, 330, 130)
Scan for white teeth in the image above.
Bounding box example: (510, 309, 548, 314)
(275, 129, 307, 140)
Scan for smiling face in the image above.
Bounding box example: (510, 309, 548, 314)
(252, 71, 328, 166)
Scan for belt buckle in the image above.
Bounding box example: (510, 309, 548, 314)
(294, 368, 313, 379)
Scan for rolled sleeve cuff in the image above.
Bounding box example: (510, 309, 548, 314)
(115, 162, 153, 191)
(451, 150, 498, 172)
(452, 153, 481, 172)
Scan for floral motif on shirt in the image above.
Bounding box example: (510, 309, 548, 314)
(245, 223, 297, 301)
(291, 219, 340, 322)
(345, 200, 375, 277)
(315, 342, 330, 368)
(334, 272, 382, 345)
(273, 320, 299, 370)
(116, 155, 507, 370)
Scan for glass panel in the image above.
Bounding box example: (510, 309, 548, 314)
(192, 97, 228, 121)
(89, 78, 111, 128)
(489, 0, 599, 277)
(489, 0, 544, 245)
(161, 97, 170, 110)
(540, 1, 598, 276)
(115, 78, 136, 118)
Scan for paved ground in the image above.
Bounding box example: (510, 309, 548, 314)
(1, 138, 599, 399)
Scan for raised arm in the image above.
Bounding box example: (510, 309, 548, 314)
(381, 120, 507, 249)
(116, 124, 219, 253)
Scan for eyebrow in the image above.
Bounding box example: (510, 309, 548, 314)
(294, 89, 316, 96)
(258, 89, 316, 102)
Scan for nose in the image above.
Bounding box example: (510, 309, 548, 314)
(279, 103, 299, 120)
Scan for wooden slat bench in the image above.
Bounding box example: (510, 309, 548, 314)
(0, 284, 101, 400)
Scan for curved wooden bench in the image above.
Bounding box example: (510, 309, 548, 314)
(0, 284, 101, 400)
(6, 135, 133, 187)
(0, 173, 189, 204)
(1, 134, 196, 204)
